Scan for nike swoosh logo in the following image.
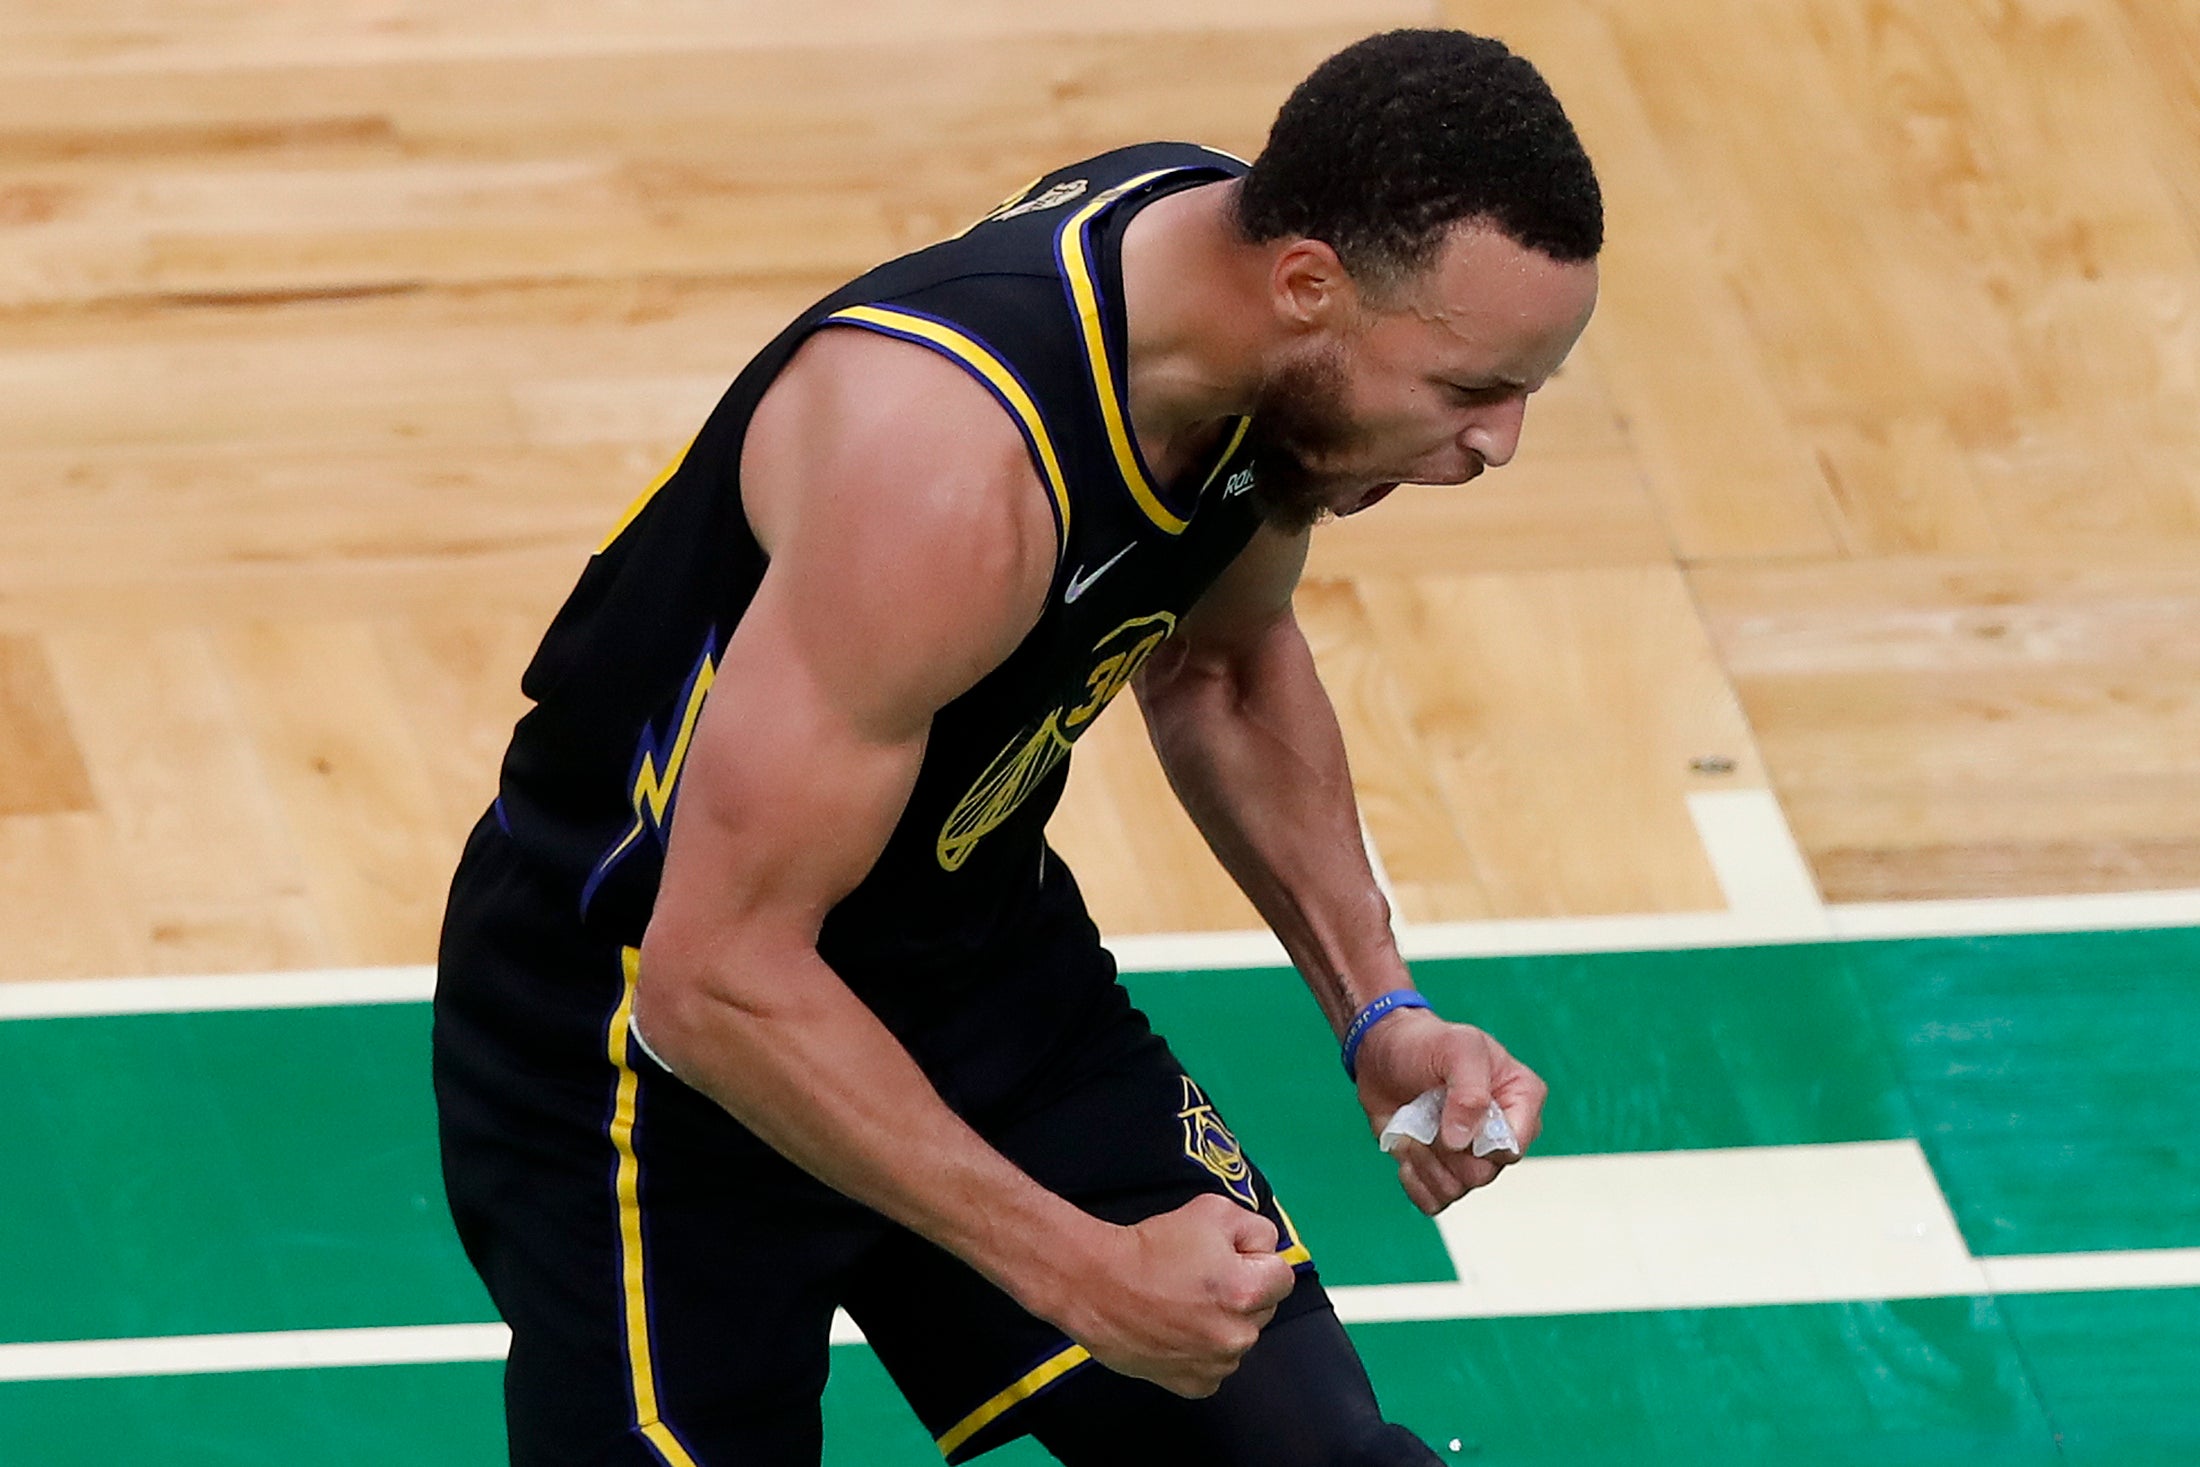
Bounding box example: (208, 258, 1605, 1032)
(1063, 543, 1134, 603)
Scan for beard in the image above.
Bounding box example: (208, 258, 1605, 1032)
(1239, 344, 1367, 534)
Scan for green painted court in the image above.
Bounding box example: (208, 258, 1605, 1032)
(3, 926, 2197, 1464)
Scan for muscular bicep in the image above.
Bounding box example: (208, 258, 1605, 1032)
(648, 578, 931, 958)
(642, 328, 1057, 986)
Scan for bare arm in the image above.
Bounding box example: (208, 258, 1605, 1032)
(1134, 528, 1400, 1027)
(1135, 526, 1548, 1213)
(632, 329, 1291, 1393)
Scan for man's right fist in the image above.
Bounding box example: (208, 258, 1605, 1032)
(1050, 1194, 1299, 1398)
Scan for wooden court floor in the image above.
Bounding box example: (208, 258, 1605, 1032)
(6, 0, 2200, 976)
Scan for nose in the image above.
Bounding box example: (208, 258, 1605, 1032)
(1461, 396, 1527, 469)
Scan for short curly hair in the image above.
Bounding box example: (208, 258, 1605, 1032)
(1235, 30, 1603, 293)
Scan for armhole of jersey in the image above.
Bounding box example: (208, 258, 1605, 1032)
(595, 436, 695, 556)
(818, 305, 1072, 571)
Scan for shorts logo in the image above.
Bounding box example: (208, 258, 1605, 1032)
(1178, 1077, 1259, 1210)
(935, 612, 1176, 871)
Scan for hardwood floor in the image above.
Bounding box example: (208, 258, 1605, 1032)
(3, 0, 2196, 976)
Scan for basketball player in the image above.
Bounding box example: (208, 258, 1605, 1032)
(434, 28, 1602, 1466)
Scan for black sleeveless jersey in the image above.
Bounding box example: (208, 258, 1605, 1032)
(492, 142, 1264, 987)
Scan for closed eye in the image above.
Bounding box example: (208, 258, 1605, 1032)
(1443, 381, 1518, 406)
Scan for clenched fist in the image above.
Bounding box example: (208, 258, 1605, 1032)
(1045, 1194, 1298, 1398)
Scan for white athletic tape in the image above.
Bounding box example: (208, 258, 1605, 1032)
(1378, 1091, 1519, 1157)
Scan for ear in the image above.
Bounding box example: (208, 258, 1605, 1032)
(1269, 239, 1354, 327)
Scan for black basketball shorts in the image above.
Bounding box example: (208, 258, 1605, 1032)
(432, 831, 1324, 1465)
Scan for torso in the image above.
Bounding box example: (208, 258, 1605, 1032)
(490, 142, 1268, 995)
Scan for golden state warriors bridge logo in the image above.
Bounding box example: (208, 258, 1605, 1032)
(935, 612, 1176, 871)
(1178, 1077, 1259, 1210)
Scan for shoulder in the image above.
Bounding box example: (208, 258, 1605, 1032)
(737, 325, 1059, 725)
(1077, 141, 1250, 181)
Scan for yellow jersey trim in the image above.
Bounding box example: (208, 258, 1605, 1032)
(597, 438, 694, 555)
(935, 1341, 1093, 1459)
(1196, 417, 1253, 496)
(1275, 1199, 1313, 1269)
(823, 304, 1073, 558)
(606, 948, 703, 1467)
(1056, 169, 1189, 535)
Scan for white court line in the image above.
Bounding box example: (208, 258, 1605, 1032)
(1687, 789, 1831, 939)
(1324, 1246, 2200, 1324)
(0, 1323, 510, 1383)
(1116, 789, 1834, 971)
(1428, 1140, 1987, 1316)
(1359, 812, 1403, 929)
(1832, 888, 2200, 940)
(1981, 1247, 2200, 1296)
(10, 1142, 2198, 1385)
(4, 791, 2196, 1020)
(1121, 788, 2199, 967)
(0, 967, 434, 1020)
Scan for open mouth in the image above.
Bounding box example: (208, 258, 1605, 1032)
(1341, 482, 1400, 516)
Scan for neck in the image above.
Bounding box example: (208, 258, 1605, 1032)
(1116, 181, 1274, 484)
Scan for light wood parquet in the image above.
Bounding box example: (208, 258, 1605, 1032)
(3, 0, 2197, 978)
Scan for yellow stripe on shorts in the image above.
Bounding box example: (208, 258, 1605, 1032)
(607, 947, 702, 1467)
(934, 1341, 1093, 1459)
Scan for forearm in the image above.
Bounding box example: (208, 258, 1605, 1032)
(1138, 616, 1411, 1035)
(631, 937, 1107, 1317)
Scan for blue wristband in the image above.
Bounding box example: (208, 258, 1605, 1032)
(1340, 990, 1431, 1080)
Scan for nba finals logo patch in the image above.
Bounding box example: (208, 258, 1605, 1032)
(988, 178, 1089, 222)
(1177, 1077, 1259, 1210)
